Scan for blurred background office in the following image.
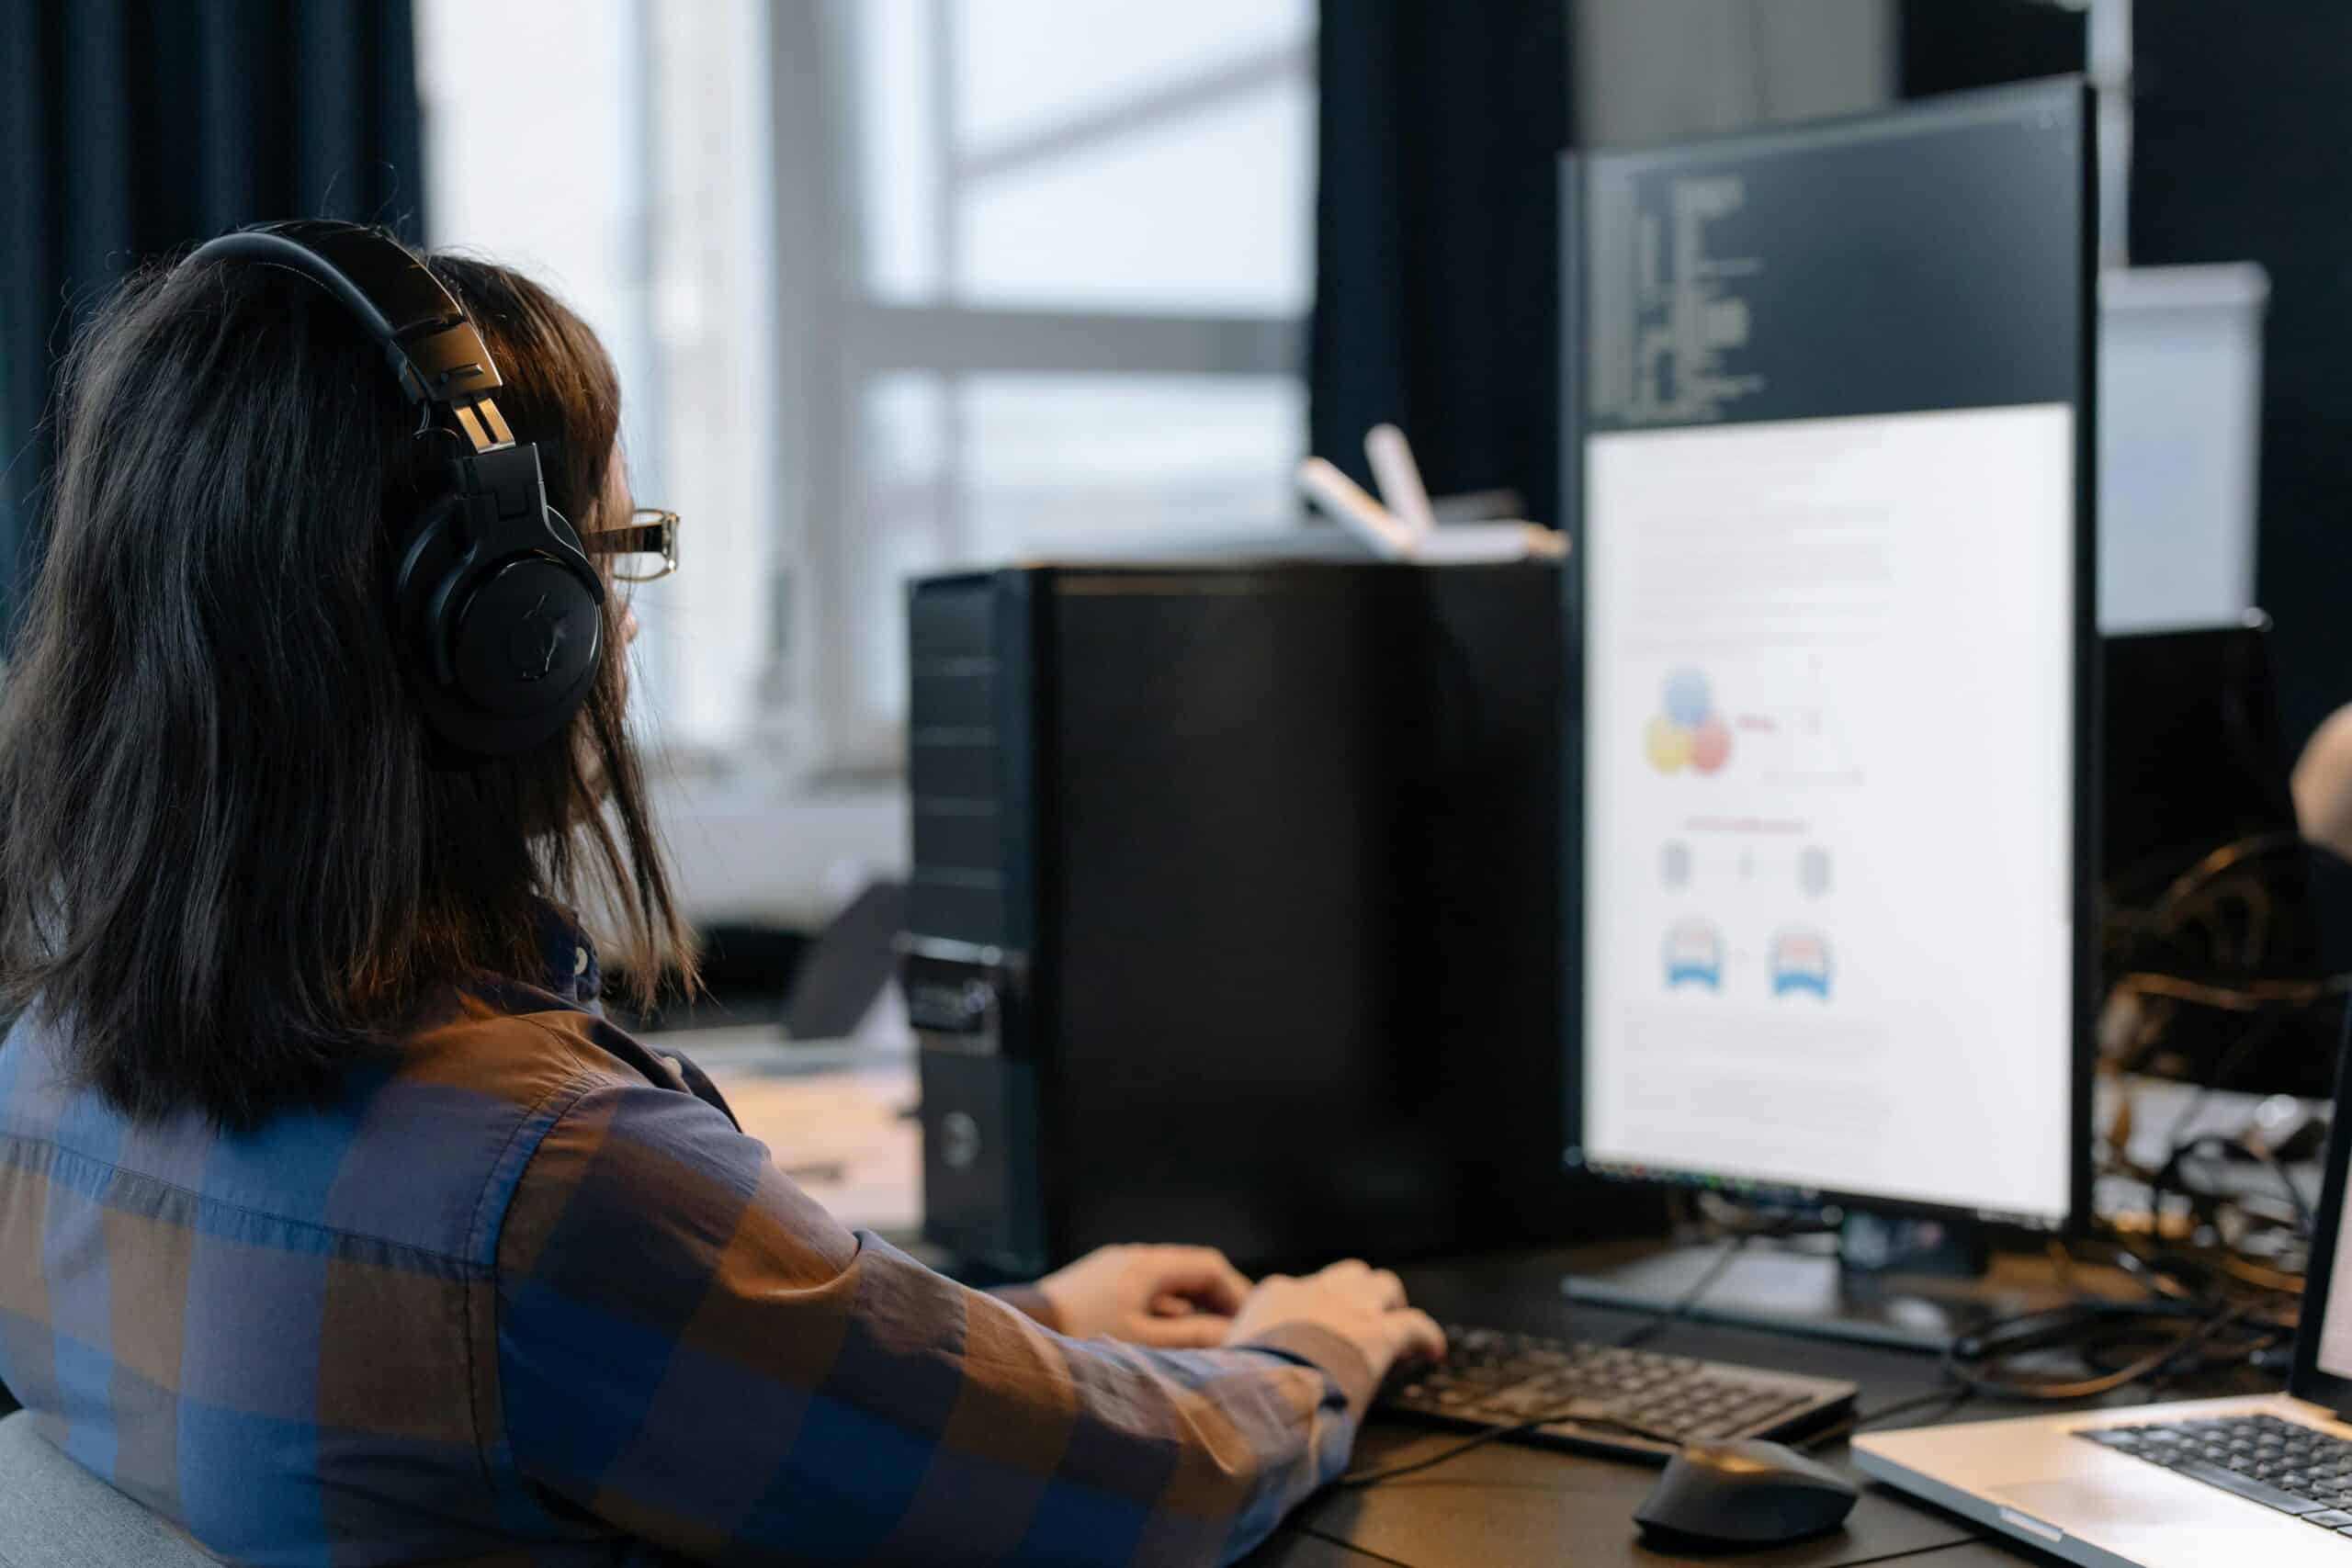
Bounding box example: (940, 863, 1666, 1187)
(2, 0, 2347, 964)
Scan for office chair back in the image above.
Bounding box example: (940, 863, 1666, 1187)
(0, 1409, 213, 1567)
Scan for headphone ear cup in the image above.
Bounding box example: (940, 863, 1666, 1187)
(392, 493, 469, 688)
(390, 491, 605, 755)
(447, 554, 603, 716)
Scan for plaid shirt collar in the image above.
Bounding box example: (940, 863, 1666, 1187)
(530, 900, 604, 1010)
(523, 900, 737, 1120)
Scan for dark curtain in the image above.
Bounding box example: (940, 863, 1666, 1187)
(0, 0, 423, 1417)
(2130, 5, 2352, 750)
(0, 0, 425, 646)
(1308, 0, 1572, 530)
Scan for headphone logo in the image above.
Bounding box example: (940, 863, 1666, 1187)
(509, 592, 571, 682)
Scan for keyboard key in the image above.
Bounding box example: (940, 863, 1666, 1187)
(2304, 1511, 2352, 1529)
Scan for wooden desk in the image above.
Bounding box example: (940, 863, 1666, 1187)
(671, 1029, 923, 1239)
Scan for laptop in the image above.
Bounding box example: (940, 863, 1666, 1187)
(1854, 1010, 2352, 1566)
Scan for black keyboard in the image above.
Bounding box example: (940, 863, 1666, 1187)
(1375, 1324, 1859, 1461)
(2080, 1413, 2352, 1528)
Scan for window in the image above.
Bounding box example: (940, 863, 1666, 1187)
(817, 0, 1317, 766)
(417, 0, 779, 761)
(421, 0, 1315, 784)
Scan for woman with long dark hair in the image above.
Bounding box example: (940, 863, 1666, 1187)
(0, 223, 1439, 1565)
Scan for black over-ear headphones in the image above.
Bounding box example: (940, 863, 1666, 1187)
(187, 220, 605, 759)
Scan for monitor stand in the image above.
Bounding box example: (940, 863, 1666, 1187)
(1561, 1214, 2071, 1354)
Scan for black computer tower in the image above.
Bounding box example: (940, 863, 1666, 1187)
(903, 560, 1634, 1276)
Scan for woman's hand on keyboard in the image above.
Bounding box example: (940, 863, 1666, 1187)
(1035, 1243, 1255, 1347)
(1225, 1259, 1447, 1383)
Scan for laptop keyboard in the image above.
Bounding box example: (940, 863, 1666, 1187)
(2080, 1414, 2352, 1529)
(1375, 1325, 1857, 1461)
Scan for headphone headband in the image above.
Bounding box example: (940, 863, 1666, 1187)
(190, 222, 517, 453)
(186, 220, 605, 760)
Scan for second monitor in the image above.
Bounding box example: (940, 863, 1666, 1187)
(1561, 80, 2097, 1332)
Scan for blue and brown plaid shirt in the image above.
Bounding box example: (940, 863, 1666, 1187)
(0, 915, 1373, 1565)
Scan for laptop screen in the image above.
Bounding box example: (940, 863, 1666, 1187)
(2314, 1222, 2352, 1382)
(2318, 1153, 2352, 1382)
(2292, 1005, 2352, 1405)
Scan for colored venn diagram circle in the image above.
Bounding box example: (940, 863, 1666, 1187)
(1644, 715, 1692, 772)
(1690, 716, 1732, 773)
(1646, 667, 1733, 774)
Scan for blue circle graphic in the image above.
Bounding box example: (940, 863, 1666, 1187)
(1663, 667, 1712, 728)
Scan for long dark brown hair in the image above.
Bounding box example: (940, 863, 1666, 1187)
(0, 233, 695, 1126)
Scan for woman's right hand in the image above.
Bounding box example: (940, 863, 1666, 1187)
(1223, 1258, 1445, 1382)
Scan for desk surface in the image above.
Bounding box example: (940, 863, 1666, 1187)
(1245, 1247, 2254, 1568)
(685, 1044, 2207, 1568)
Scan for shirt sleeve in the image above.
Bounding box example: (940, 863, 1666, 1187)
(986, 1282, 1063, 1331)
(492, 1077, 1374, 1566)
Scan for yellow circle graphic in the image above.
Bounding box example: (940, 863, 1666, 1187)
(1645, 715, 1693, 773)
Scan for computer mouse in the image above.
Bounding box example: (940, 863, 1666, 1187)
(1633, 1439, 1860, 1550)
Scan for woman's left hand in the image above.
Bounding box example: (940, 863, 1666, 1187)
(1035, 1244, 1254, 1347)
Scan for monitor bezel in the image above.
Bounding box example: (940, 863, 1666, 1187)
(1557, 77, 2098, 1237)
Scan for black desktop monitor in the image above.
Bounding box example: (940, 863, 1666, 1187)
(2103, 618, 2340, 1100)
(1561, 80, 2096, 1242)
(2104, 621, 2295, 895)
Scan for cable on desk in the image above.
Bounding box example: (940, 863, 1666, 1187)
(2057, 1227, 2302, 1404)
(1609, 1201, 1846, 1354)
(2097, 1066, 2319, 1314)
(1333, 1411, 1683, 1491)
(1612, 1233, 1751, 1350)
(2145, 1130, 2317, 1244)
(1938, 1299, 2265, 1404)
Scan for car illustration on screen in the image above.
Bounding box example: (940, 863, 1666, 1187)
(1769, 925, 1834, 998)
(1662, 917, 1726, 991)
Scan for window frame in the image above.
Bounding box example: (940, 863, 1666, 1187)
(768, 0, 1315, 775)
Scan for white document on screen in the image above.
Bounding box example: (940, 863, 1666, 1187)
(1581, 404, 2076, 1223)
